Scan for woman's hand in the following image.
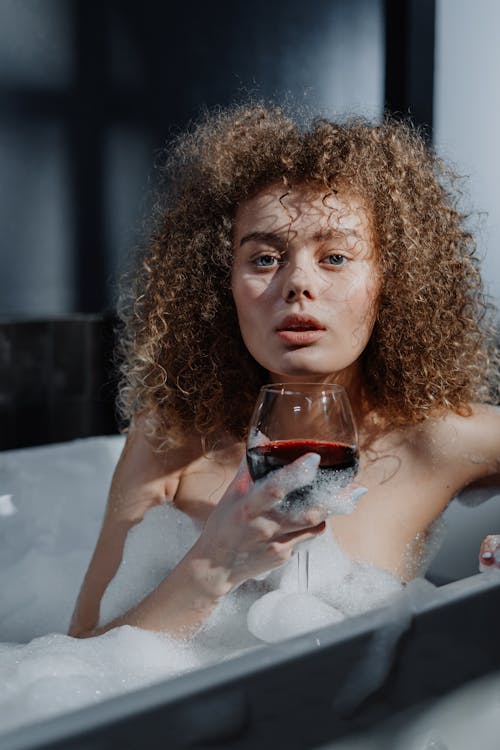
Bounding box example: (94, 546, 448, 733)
(479, 534, 500, 571)
(187, 453, 328, 595)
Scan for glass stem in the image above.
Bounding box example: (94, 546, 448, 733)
(297, 549, 309, 592)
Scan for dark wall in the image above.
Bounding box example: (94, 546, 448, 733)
(0, 0, 384, 318)
(0, 317, 118, 450)
(0, 0, 437, 448)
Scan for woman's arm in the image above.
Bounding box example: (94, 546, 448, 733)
(70, 540, 232, 639)
(454, 404, 500, 487)
(69, 425, 328, 639)
(445, 404, 500, 573)
(68, 417, 188, 637)
(68, 516, 136, 637)
(331, 405, 500, 582)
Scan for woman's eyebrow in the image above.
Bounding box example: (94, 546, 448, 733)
(312, 227, 360, 242)
(238, 231, 288, 249)
(238, 227, 361, 249)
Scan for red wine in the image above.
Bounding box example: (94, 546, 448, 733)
(247, 439, 359, 507)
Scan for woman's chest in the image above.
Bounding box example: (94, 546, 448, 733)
(170, 422, 472, 579)
(331, 434, 458, 577)
(173, 445, 245, 521)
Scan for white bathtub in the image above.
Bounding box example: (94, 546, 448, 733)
(1, 435, 499, 749)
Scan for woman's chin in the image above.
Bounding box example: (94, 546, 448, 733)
(265, 356, 358, 384)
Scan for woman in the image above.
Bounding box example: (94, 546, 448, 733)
(69, 104, 500, 640)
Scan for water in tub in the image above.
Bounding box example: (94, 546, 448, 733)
(0, 435, 499, 745)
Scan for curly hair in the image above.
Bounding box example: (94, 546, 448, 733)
(116, 102, 499, 449)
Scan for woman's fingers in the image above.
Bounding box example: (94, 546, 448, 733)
(479, 534, 500, 569)
(237, 506, 327, 546)
(260, 522, 327, 569)
(206, 452, 329, 582)
(266, 503, 328, 530)
(273, 520, 327, 544)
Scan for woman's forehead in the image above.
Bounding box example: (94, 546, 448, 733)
(234, 182, 372, 244)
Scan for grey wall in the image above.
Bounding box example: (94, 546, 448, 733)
(434, 0, 500, 309)
(0, 0, 384, 318)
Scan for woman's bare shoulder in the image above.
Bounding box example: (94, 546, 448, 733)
(337, 407, 499, 579)
(360, 403, 500, 492)
(421, 404, 500, 486)
(107, 414, 205, 523)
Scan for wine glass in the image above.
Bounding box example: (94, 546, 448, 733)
(246, 383, 359, 592)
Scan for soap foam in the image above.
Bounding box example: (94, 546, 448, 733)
(2, 434, 494, 739)
(266, 459, 362, 518)
(247, 590, 344, 642)
(0, 626, 209, 734)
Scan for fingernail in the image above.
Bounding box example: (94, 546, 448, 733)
(351, 486, 368, 502)
(300, 453, 321, 471)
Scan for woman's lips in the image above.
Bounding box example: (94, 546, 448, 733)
(276, 329, 326, 345)
(275, 315, 326, 345)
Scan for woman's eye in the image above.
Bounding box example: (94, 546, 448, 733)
(254, 254, 279, 268)
(324, 254, 347, 266)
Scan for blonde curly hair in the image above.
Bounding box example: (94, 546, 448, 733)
(116, 103, 499, 449)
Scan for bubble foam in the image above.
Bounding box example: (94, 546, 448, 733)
(247, 590, 344, 642)
(0, 435, 451, 736)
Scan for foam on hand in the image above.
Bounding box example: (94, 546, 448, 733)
(264, 453, 364, 517)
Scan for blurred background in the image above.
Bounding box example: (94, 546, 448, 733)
(0, 0, 498, 447)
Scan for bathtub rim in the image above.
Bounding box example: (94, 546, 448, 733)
(1, 570, 500, 750)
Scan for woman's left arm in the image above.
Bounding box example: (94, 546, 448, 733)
(466, 404, 500, 486)
(448, 404, 500, 489)
(459, 404, 500, 569)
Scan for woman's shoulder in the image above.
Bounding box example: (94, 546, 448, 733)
(412, 403, 500, 487)
(108, 415, 206, 523)
(376, 402, 498, 448)
(424, 402, 499, 446)
(114, 417, 246, 519)
(362, 403, 499, 486)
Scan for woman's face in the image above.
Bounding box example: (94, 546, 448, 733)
(231, 183, 380, 383)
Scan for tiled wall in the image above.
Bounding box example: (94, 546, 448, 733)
(0, 316, 119, 449)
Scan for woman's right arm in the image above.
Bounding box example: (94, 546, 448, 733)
(68, 416, 187, 637)
(68, 534, 235, 639)
(69, 439, 327, 639)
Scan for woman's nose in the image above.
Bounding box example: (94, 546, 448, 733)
(281, 262, 317, 302)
